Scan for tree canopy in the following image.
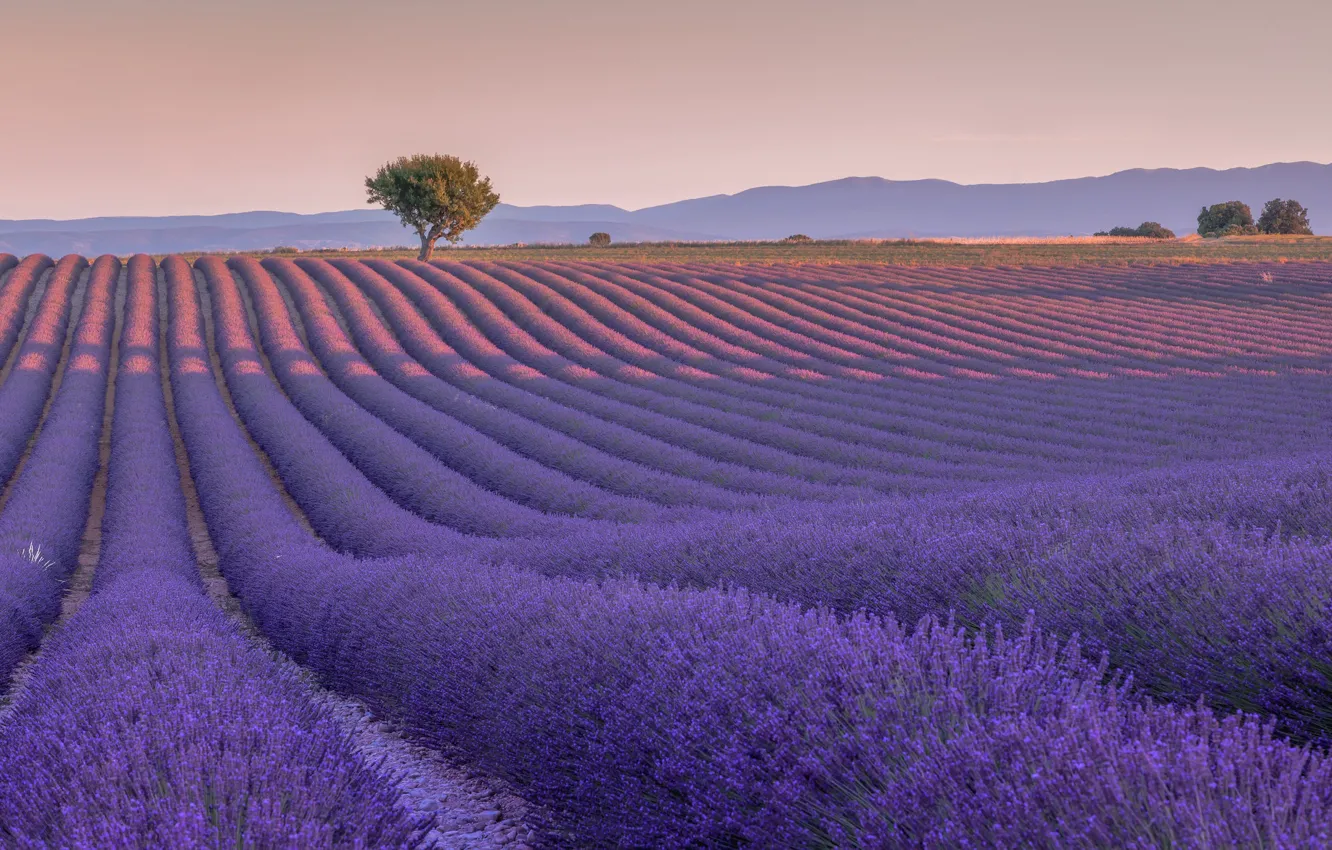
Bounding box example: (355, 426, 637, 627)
(1257, 198, 1313, 235)
(366, 154, 500, 260)
(589, 232, 612, 247)
(1094, 222, 1175, 239)
(1197, 201, 1256, 238)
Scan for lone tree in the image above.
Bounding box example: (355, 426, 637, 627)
(1257, 198, 1313, 235)
(366, 154, 500, 261)
(1197, 201, 1256, 237)
(589, 232, 612, 247)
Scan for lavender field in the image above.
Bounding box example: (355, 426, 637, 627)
(0, 252, 1330, 847)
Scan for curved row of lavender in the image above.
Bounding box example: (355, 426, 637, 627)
(0, 255, 106, 685)
(0, 256, 417, 846)
(0, 252, 1330, 845)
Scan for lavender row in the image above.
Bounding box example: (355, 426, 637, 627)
(436, 260, 1319, 480)
(520, 258, 1069, 452)
(482, 260, 1173, 461)
(430, 260, 1314, 485)
(165, 256, 462, 557)
(496, 447, 1332, 740)
(713, 261, 1332, 437)
(0, 256, 85, 490)
(487, 259, 1093, 467)
(209, 256, 580, 537)
(256, 257, 701, 521)
(162, 256, 1332, 848)
(565, 258, 1204, 455)
(421, 260, 996, 489)
(327, 258, 859, 502)
(362, 259, 955, 493)
(0, 255, 417, 847)
(0, 255, 114, 688)
(283, 257, 786, 511)
(0, 254, 51, 375)
(593, 260, 1326, 457)
(589, 260, 1325, 458)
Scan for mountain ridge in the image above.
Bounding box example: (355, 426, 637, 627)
(1, 162, 1327, 254)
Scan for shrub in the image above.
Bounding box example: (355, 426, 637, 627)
(589, 232, 611, 247)
(782, 234, 813, 243)
(1093, 222, 1175, 239)
(1134, 221, 1175, 239)
(1257, 198, 1313, 235)
(1198, 201, 1254, 237)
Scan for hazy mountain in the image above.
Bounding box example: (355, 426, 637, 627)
(0, 162, 1326, 254)
(627, 162, 1331, 239)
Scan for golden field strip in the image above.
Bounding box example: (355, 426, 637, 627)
(184, 234, 1332, 266)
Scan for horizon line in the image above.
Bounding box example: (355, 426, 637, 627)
(2, 159, 1328, 225)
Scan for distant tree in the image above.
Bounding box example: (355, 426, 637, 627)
(366, 154, 500, 261)
(589, 232, 612, 247)
(1135, 221, 1175, 239)
(782, 234, 813, 243)
(1093, 222, 1175, 239)
(1197, 201, 1256, 237)
(1257, 198, 1313, 235)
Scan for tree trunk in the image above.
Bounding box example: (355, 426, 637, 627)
(418, 232, 435, 262)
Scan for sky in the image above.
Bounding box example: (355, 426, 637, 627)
(1, 0, 1329, 219)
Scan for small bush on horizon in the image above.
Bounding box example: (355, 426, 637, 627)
(1258, 198, 1313, 235)
(782, 234, 813, 243)
(1094, 222, 1175, 239)
(589, 232, 612, 247)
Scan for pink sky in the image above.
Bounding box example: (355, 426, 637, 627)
(2, 0, 1329, 219)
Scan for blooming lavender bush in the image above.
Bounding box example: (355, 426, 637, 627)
(0, 255, 111, 686)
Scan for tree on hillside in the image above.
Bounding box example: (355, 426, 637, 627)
(1197, 201, 1256, 237)
(1257, 198, 1313, 235)
(589, 232, 612, 247)
(366, 155, 500, 261)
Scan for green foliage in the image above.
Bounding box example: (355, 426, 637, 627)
(782, 234, 813, 243)
(1093, 222, 1175, 239)
(589, 232, 612, 247)
(1257, 198, 1313, 235)
(1134, 221, 1175, 239)
(1197, 201, 1256, 237)
(366, 154, 500, 260)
